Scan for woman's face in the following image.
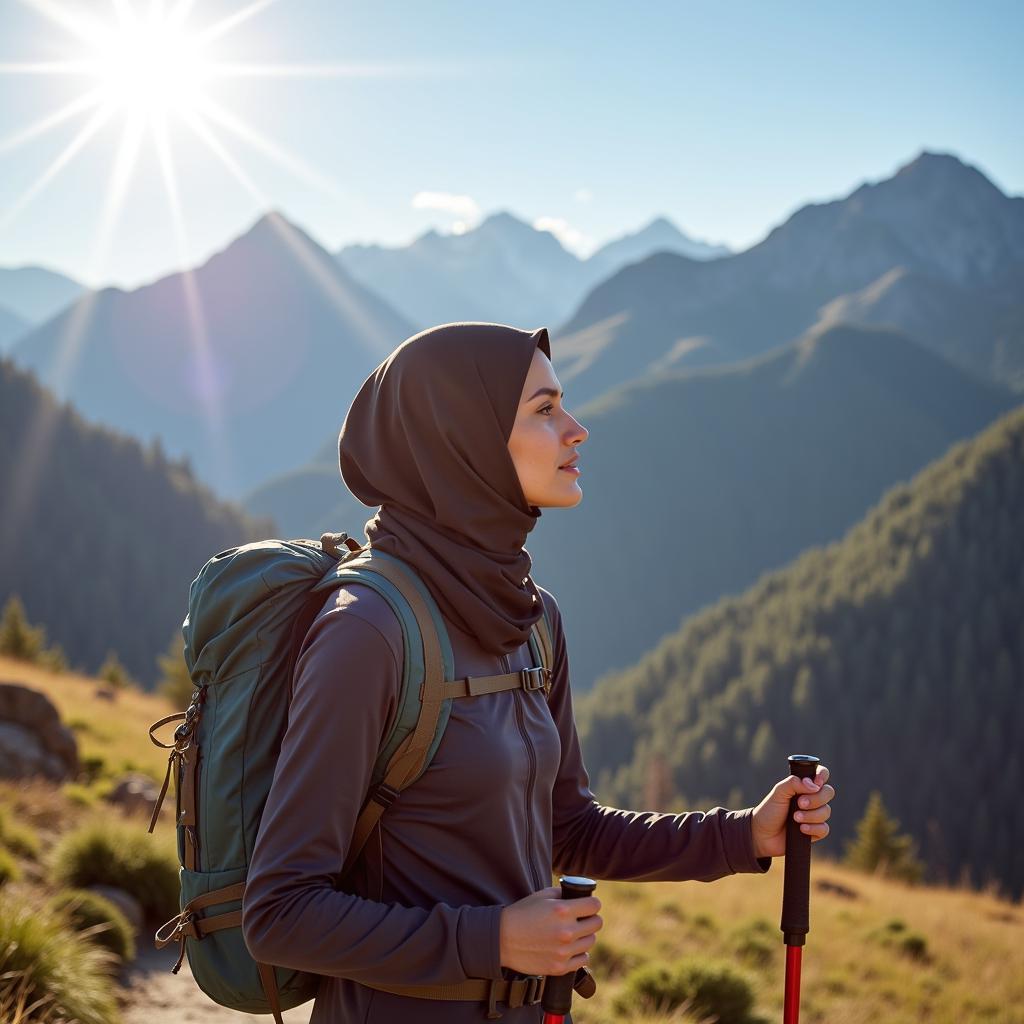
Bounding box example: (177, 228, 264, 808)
(508, 347, 589, 508)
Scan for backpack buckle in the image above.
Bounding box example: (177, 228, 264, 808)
(521, 974, 545, 1005)
(519, 667, 548, 692)
(372, 782, 400, 809)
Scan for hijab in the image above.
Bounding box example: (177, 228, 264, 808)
(338, 322, 551, 656)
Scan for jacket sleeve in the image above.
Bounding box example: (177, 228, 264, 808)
(540, 587, 772, 883)
(241, 590, 505, 984)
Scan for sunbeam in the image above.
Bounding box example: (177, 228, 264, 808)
(193, 94, 350, 204)
(193, 0, 279, 47)
(0, 87, 105, 155)
(0, 102, 116, 230)
(151, 110, 238, 494)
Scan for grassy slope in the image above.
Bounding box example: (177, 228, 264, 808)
(3, 657, 1022, 1023)
(575, 858, 1024, 1024)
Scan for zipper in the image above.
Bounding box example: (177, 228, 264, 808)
(504, 652, 542, 892)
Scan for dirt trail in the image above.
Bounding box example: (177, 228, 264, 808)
(119, 942, 313, 1024)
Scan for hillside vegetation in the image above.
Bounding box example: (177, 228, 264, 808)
(0, 356, 273, 689)
(1, 657, 1022, 1023)
(575, 405, 1024, 901)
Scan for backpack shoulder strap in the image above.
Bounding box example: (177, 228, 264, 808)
(327, 552, 452, 879)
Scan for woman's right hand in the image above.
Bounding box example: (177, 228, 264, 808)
(499, 886, 603, 977)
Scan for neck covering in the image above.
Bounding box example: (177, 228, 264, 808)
(338, 322, 552, 656)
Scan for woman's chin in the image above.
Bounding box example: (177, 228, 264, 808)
(534, 485, 584, 509)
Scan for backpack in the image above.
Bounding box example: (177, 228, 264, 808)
(147, 530, 554, 1023)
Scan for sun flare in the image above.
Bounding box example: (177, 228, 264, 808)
(90, 14, 212, 118)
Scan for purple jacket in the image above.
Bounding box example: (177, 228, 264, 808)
(241, 582, 771, 1022)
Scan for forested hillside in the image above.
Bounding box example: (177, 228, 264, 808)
(0, 356, 273, 687)
(575, 405, 1024, 900)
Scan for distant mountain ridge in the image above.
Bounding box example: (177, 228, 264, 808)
(0, 304, 29, 353)
(10, 212, 416, 499)
(336, 210, 727, 334)
(573, 403, 1024, 900)
(523, 320, 1019, 693)
(552, 150, 1024, 403)
(0, 266, 85, 352)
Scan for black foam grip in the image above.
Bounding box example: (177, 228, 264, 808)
(542, 876, 597, 1016)
(780, 754, 818, 945)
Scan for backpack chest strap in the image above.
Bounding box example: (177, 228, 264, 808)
(439, 665, 551, 699)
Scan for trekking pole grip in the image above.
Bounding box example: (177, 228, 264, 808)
(780, 754, 819, 946)
(542, 875, 597, 1020)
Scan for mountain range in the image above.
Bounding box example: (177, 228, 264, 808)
(552, 151, 1024, 405)
(336, 211, 728, 332)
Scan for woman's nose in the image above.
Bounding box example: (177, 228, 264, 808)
(567, 417, 588, 444)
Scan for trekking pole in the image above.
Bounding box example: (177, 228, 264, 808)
(781, 753, 820, 1024)
(542, 875, 597, 1024)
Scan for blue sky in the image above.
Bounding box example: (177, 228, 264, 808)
(1, 0, 1020, 291)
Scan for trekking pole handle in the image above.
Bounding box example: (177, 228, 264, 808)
(542, 875, 597, 1019)
(780, 753, 819, 946)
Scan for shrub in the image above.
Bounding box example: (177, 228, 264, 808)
(0, 891, 120, 1024)
(589, 938, 641, 978)
(729, 918, 777, 968)
(0, 806, 41, 860)
(49, 888, 136, 962)
(691, 911, 719, 931)
(867, 918, 930, 963)
(615, 956, 757, 1024)
(50, 819, 179, 921)
(0, 845, 21, 887)
(897, 931, 929, 962)
(62, 782, 100, 808)
(79, 754, 109, 784)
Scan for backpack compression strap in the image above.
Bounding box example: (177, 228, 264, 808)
(336, 553, 554, 882)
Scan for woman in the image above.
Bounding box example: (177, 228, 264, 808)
(241, 322, 834, 1023)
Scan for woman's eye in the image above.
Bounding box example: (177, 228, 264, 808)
(538, 404, 553, 416)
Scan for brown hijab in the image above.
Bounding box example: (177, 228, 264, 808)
(338, 322, 552, 656)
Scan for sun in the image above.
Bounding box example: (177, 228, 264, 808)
(89, 12, 212, 118)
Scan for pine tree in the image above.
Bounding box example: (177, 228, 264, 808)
(0, 595, 46, 662)
(156, 634, 195, 708)
(98, 650, 134, 690)
(843, 790, 925, 884)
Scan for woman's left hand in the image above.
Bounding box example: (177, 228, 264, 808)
(750, 764, 834, 860)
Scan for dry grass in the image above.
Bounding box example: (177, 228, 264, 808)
(3, 654, 1023, 1022)
(570, 857, 1024, 1024)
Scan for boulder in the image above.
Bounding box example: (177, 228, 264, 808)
(106, 772, 162, 817)
(0, 682, 78, 782)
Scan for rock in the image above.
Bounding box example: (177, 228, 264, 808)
(106, 773, 162, 816)
(94, 687, 117, 702)
(0, 683, 78, 781)
(86, 884, 145, 933)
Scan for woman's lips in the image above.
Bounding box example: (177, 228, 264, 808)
(559, 464, 580, 475)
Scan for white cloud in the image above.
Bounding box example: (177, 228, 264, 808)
(573, 187, 594, 203)
(411, 191, 481, 225)
(533, 215, 596, 258)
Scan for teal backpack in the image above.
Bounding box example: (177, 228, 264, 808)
(147, 531, 554, 1022)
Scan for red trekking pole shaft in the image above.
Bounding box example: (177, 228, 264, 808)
(542, 875, 596, 1024)
(781, 753, 819, 1024)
